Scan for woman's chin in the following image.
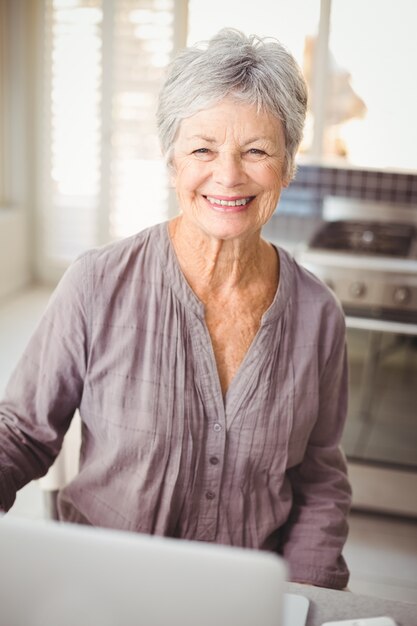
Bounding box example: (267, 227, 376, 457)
(199, 219, 260, 242)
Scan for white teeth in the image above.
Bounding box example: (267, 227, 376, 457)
(206, 196, 252, 207)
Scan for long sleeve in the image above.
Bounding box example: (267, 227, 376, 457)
(280, 305, 352, 589)
(0, 257, 88, 511)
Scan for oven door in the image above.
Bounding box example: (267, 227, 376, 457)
(343, 316, 417, 517)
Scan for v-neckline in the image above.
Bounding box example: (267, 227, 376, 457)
(156, 221, 293, 425)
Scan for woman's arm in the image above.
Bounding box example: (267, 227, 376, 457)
(280, 310, 352, 590)
(0, 258, 88, 512)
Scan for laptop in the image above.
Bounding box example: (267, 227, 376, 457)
(0, 515, 309, 626)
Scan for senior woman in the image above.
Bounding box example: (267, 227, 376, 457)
(0, 29, 351, 589)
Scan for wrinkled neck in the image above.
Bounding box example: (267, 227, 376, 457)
(168, 216, 278, 298)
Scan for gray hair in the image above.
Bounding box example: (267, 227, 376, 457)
(156, 28, 308, 181)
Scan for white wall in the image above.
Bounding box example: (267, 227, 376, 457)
(0, 209, 30, 300)
(0, 1, 37, 300)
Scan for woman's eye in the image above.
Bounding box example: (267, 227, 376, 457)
(192, 148, 210, 155)
(247, 148, 266, 156)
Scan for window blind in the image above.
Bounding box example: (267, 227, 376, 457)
(41, 0, 103, 270)
(108, 0, 174, 240)
(39, 0, 180, 281)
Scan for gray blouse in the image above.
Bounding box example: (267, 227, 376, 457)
(0, 222, 351, 588)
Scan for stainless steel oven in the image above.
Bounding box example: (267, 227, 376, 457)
(299, 198, 417, 518)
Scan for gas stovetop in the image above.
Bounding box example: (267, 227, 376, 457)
(309, 220, 416, 258)
(299, 219, 417, 322)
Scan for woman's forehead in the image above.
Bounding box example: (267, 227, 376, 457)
(176, 99, 284, 144)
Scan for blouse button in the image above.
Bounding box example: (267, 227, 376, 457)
(213, 423, 222, 432)
(205, 491, 216, 500)
(209, 456, 219, 465)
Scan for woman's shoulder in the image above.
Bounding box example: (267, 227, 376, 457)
(82, 222, 166, 269)
(277, 247, 346, 360)
(279, 246, 345, 322)
(56, 222, 168, 301)
(63, 222, 167, 288)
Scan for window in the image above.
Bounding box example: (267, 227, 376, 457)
(41, 0, 103, 269)
(188, 0, 417, 172)
(324, 0, 417, 171)
(39, 0, 185, 281)
(108, 0, 176, 240)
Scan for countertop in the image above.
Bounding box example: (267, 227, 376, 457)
(286, 582, 417, 626)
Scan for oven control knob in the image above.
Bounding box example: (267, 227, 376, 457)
(393, 286, 411, 305)
(349, 281, 367, 299)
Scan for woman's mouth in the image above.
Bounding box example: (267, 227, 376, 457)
(203, 195, 255, 211)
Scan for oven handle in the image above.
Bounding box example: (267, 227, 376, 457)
(346, 315, 417, 336)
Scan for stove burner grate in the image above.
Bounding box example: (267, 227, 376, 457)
(310, 220, 416, 257)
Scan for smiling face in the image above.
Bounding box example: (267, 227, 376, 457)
(170, 98, 289, 242)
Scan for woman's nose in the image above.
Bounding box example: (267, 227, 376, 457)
(213, 153, 246, 187)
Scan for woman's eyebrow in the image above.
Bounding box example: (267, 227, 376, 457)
(242, 136, 274, 146)
(186, 134, 216, 143)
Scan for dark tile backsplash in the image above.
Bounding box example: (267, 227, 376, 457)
(267, 164, 417, 247)
(284, 165, 417, 209)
